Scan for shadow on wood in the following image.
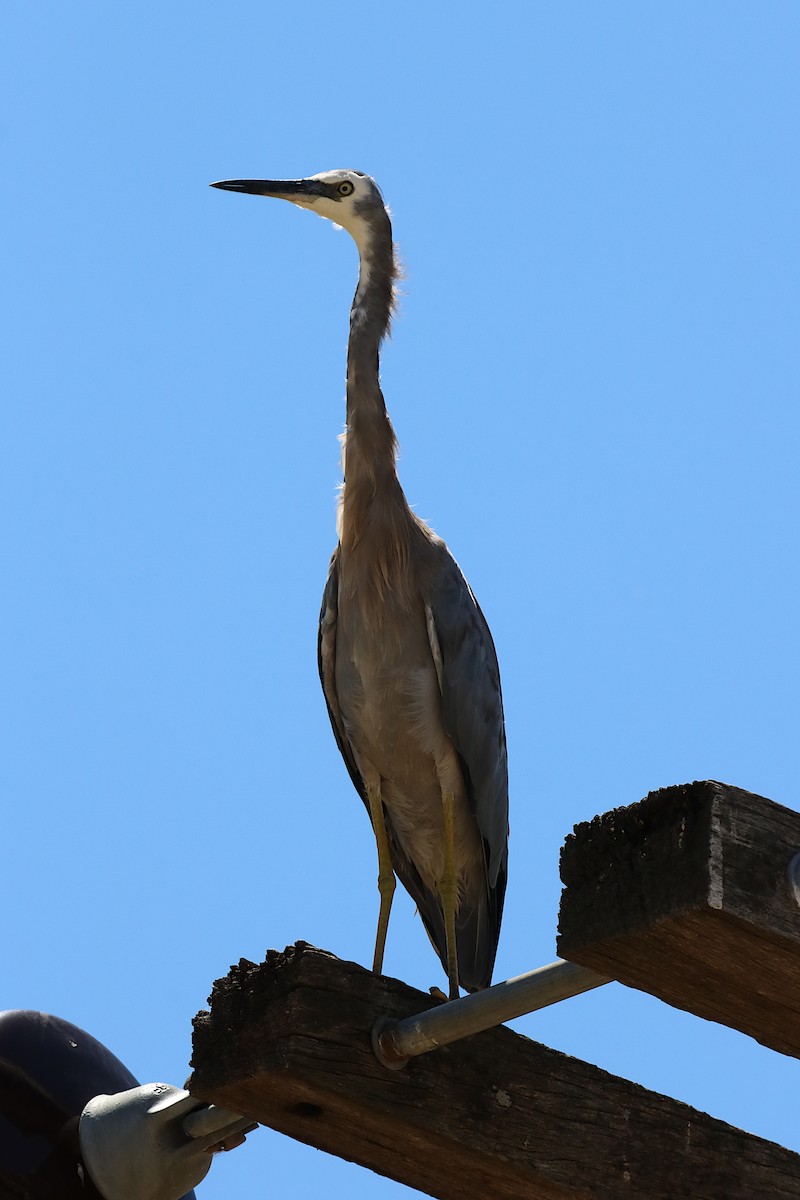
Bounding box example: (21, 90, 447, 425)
(188, 942, 800, 1200)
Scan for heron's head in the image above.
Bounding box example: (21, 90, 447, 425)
(210, 169, 389, 257)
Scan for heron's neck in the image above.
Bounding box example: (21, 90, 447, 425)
(346, 231, 395, 427)
(340, 230, 406, 545)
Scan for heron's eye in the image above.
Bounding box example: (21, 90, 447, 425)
(337, 181, 355, 197)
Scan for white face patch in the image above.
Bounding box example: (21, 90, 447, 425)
(289, 169, 380, 258)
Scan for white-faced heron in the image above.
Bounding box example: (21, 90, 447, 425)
(211, 170, 509, 998)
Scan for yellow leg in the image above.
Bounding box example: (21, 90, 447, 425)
(439, 792, 460, 1000)
(366, 783, 396, 976)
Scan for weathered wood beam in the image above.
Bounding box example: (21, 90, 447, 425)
(558, 779, 800, 1058)
(188, 943, 800, 1200)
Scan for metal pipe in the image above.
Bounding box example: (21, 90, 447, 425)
(372, 959, 610, 1069)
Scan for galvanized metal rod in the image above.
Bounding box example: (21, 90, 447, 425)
(372, 959, 609, 1069)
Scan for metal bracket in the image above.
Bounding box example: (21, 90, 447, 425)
(372, 958, 609, 1069)
(79, 1082, 256, 1200)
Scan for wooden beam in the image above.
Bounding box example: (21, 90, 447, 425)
(188, 943, 800, 1200)
(558, 779, 800, 1059)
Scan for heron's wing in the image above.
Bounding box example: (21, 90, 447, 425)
(424, 544, 509, 891)
(317, 549, 370, 812)
(420, 545, 509, 990)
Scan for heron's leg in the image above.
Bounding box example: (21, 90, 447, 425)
(366, 782, 395, 975)
(439, 792, 460, 1000)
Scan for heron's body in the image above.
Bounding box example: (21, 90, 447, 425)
(324, 531, 491, 950)
(212, 169, 509, 994)
(333, 561, 473, 882)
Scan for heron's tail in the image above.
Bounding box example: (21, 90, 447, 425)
(407, 865, 507, 994)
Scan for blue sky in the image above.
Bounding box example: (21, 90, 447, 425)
(3, 3, 799, 1195)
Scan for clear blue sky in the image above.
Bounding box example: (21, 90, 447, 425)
(3, 3, 799, 1195)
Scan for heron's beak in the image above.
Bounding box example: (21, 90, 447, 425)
(210, 179, 327, 202)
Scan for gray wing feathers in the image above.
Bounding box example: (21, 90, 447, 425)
(423, 545, 509, 990)
(317, 551, 369, 810)
(425, 548, 509, 889)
